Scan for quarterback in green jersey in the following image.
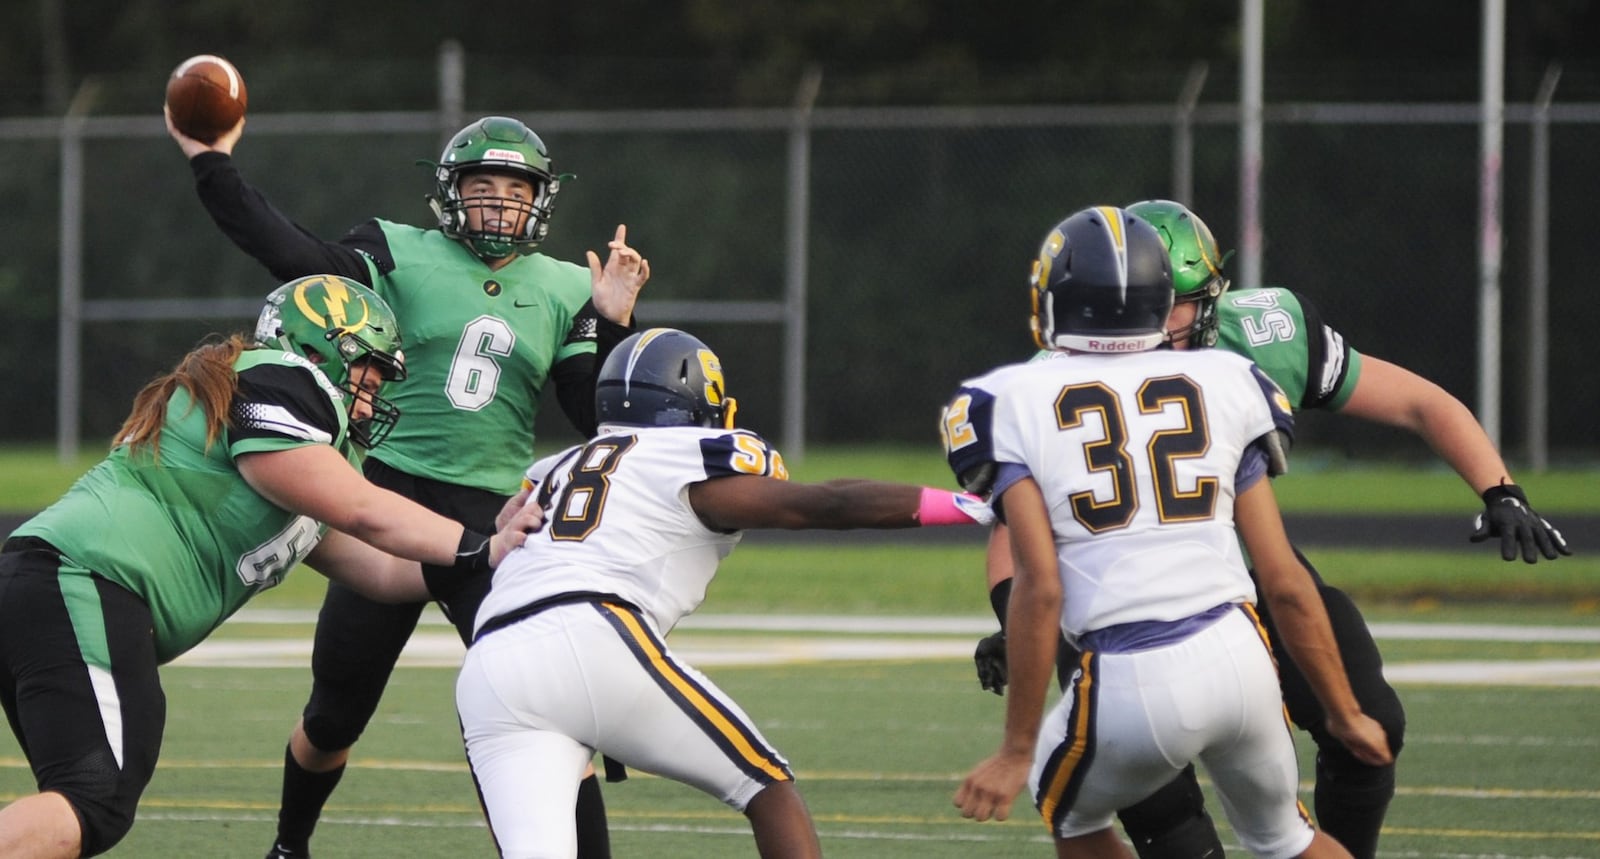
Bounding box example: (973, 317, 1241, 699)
(975, 200, 1569, 859)
(0, 276, 543, 858)
(170, 111, 644, 858)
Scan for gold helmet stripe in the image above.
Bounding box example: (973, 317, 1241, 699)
(1091, 205, 1131, 298)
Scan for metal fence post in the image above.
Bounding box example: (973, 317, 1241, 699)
(15, 96, 1593, 460)
(783, 67, 821, 461)
(438, 39, 464, 144)
(1238, 0, 1263, 290)
(55, 107, 86, 463)
(1477, 0, 1505, 448)
(1525, 63, 1561, 471)
(1172, 62, 1208, 206)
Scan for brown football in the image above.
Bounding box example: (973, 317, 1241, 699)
(165, 55, 247, 144)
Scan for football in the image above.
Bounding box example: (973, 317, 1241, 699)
(165, 55, 247, 144)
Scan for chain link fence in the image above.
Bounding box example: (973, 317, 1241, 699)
(1, 97, 1595, 466)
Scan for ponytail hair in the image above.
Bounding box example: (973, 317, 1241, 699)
(114, 333, 250, 458)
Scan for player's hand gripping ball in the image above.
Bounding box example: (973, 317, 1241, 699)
(165, 55, 247, 144)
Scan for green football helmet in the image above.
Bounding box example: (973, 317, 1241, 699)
(254, 275, 407, 449)
(1126, 199, 1231, 346)
(425, 116, 561, 261)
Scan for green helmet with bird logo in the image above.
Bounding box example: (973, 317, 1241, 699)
(1126, 199, 1231, 347)
(254, 275, 406, 448)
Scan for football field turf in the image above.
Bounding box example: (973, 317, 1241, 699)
(3, 448, 1594, 855)
(3, 605, 1595, 858)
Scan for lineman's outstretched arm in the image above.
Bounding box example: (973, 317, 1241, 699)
(1338, 356, 1508, 493)
(1339, 356, 1569, 562)
(687, 475, 990, 532)
(239, 445, 541, 592)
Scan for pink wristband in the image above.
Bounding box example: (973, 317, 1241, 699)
(918, 487, 990, 526)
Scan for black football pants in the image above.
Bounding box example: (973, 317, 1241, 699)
(299, 458, 500, 752)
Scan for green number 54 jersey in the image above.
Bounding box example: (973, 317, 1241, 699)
(1214, 287, 1364, 413)
(1029, 287, 1363, 417)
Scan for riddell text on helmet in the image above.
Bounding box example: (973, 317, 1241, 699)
(1088, 340, 1149, 352)
(482, 148, 528, 164)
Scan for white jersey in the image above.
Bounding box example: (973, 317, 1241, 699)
(475, 424, 788, 638)
(943, 348, 1293, 643)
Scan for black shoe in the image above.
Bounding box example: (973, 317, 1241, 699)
(265, 844, 310, 859)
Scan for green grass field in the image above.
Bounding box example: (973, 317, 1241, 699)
(0, 445, 1596, 856)
(1, 615, 1593, 858)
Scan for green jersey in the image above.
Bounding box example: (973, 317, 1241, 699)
(1030, 287, 1363, 416)
(1214, 287, 1364, 412)
(359, 222, 595, 493)
(16, 349, 357, 664)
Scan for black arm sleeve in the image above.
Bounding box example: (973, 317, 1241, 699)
(550, 300, 637, 438)
(188, 151, 388, 284)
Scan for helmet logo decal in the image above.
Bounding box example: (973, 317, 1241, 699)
(293, 276, 370, 334)
(1030, 228, 1066, 348)
(1091, 205, 1131, 297)
(697, 349, 725, 406)
(482, 148, 527, 164)
(598, 328, 729, 429)
(1187, 217, 1222, 279)
(1031, 229, 1065, 294)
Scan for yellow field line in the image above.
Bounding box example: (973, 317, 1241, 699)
(54, 801, 1600, 844)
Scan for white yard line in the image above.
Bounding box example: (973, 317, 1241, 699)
(181, 612, 1600, 684)
(225, 609, 1600, 640)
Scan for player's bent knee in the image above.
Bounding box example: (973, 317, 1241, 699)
(301, 712, 366, 752)
(744, 780, 797, 813)
(34, 744, 147, 857)
(743, 780, 811, 828)
(59, 785, 138, 857)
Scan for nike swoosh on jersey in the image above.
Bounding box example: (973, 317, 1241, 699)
(513, 300, 539, 308)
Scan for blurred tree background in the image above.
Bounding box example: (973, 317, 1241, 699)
(1, 0, 1597, 461)
(6, 0, 1598, 114)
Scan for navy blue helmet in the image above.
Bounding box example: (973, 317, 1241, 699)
(596, 328, 735, 429)
(1030, 205, 1174, 353)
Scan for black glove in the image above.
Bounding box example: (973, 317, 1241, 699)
(973, 630, 1008, 695)
(1470, 483, 1571, 563)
